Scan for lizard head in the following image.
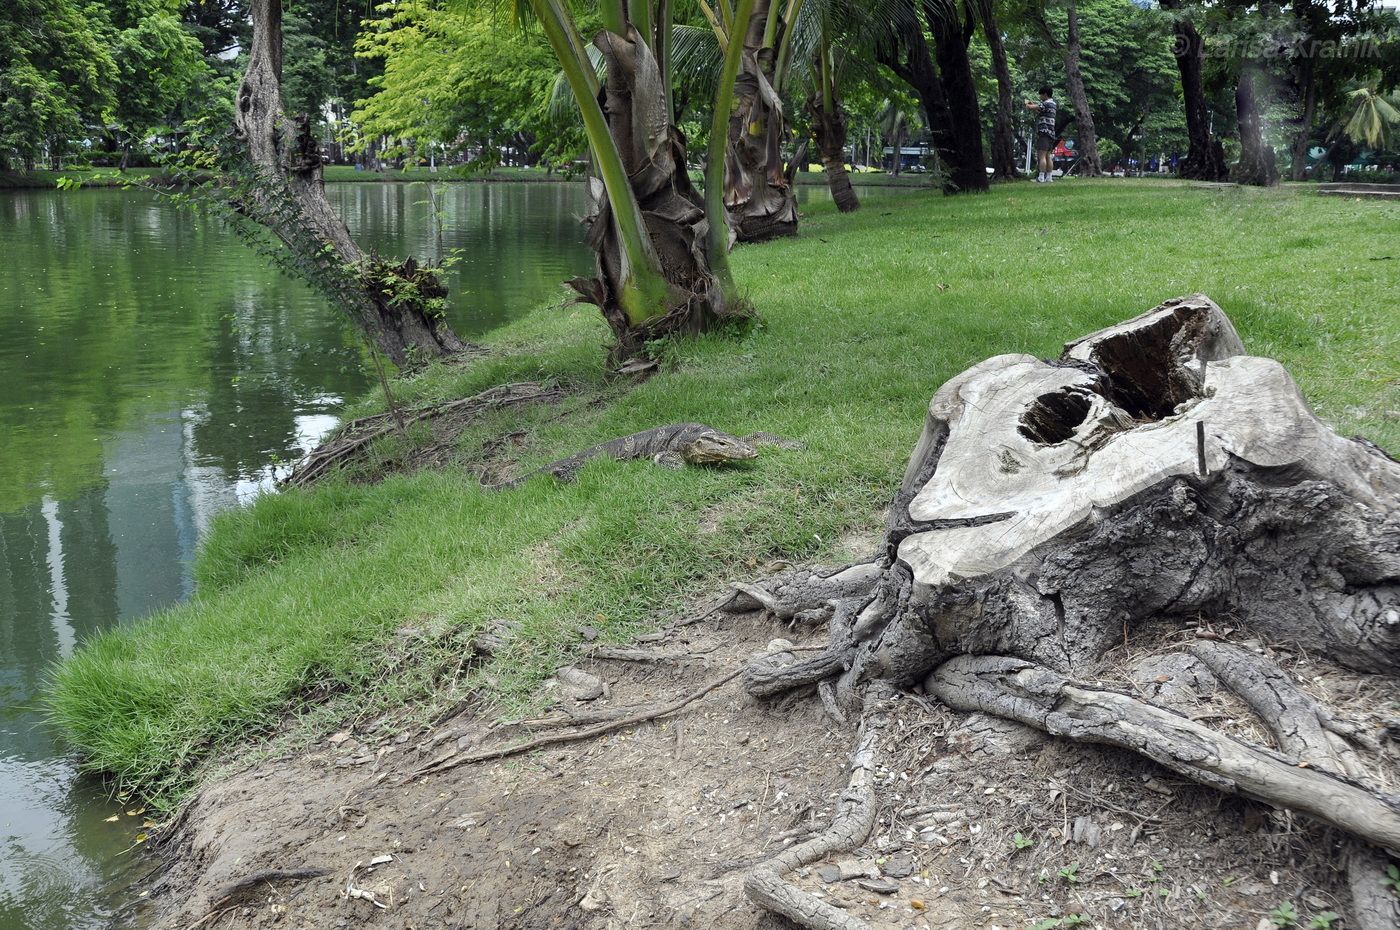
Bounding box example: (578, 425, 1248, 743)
(681, 432, 759, 465)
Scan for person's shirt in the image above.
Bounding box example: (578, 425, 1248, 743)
(1038, 98, 1057, 137)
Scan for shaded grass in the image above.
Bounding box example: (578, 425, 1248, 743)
(47, 180, 1399, 805)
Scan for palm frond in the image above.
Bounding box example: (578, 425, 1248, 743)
(1332, 87, 1400, 149)
(670, 22, 724, 103)
(546, 43, 607, 123)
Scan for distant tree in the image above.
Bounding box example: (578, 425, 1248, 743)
(0, 0, 115, 169)
(876, 0, 990, 192)
(353, 3, 570, 167)
(103, 0, 209, 167)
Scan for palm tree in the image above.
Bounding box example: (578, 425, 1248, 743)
(676, 0, 915, 230)
(522, 0, 751, 361)
(1331, 86, 1400, 151)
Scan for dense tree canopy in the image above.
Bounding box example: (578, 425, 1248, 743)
(0, 0, 116, 169)
(352, 3, 576, 166)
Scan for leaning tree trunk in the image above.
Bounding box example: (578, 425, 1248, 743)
(568, 24, 736, 361)
(725, 0, 799, 242)
(729, 295, 1400, 930)
(1061, 0, 1101, 177)
(1234, 65, 1280, 186)
(980, 0, 1020, 181)
(1161, 0, 1228, 181)
(235, 0, 467, 365)
(808, 94, 859, 213)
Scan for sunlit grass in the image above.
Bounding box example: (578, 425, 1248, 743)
(46, 180, 1399, 805)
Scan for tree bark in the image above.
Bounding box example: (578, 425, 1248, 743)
(876, 0, 971, 193)
(1160, 0, 1228, 181)
(978, 1, 1020, 180)
(1061, 1, 1101, 177)
(568, 23, 738, 360)
(927, 0, 989, 192)
(1290, 55, 1318, 182)
(725, 0, 799, 242)
(235, 0, 467, 365)
(1234, 65, 1280, 186)
(808, 93, 859, 212)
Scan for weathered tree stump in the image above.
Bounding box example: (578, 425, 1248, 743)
(731, 295, 1400, 930)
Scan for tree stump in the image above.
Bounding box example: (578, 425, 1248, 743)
(732, 295, 1400, 930)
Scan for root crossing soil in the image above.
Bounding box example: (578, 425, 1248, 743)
(136, 596, 1396, 930)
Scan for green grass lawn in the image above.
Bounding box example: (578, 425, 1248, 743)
(46, 180, 1400, 805)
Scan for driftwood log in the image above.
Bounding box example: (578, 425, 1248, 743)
(730, 295, 1400, 930)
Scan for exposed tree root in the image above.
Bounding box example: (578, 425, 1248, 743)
(743, 694, 888, 930)
(406, 667, 743, 781)
(283, 381, 561, 488)
(1189, 641, 1367, 775)
(926, 654, 1400, 850)
(726, 298, 1400, 926)
(1190, 641, 1400, 930)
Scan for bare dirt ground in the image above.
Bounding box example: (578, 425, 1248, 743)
(135, 579, 1397, 930)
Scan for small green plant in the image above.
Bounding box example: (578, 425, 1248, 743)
(1384, 863, 1400, 896)
(1308, 911, 1341, 929)
(1269, 901, 1299, 927)
(1058, 863, 1081, 884)
(1027, 917, 1089, 930)
(1125, 887, 1143, 899)
(1012, 832, 1035, 851)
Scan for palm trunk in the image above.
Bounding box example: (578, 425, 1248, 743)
(725, 0, 799, 242)
(553, 2, 741, 360)
(1062, 0, 1101, 176)
(1234, 65, 1279, 187)
(978, 1, 1019, 180)
(237, 0, 466, 365)
(928, 0, 989, 192)
(809, 98, 859, 212)
(1161, 0, 1228, 181)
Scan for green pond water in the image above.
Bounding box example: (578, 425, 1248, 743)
(0, 179, 844, 929)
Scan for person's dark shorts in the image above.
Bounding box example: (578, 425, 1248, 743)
(1035, 132, 1057, 154)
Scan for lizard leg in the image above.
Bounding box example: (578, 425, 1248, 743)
(653, 451, 686, 469)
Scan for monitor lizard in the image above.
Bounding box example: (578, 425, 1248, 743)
(492, 423, 798, 489)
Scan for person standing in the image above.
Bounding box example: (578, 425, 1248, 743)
(1025, 86, 1058, 182)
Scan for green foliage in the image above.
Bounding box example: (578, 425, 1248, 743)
(1012, 832, 1035, 850)
(1028, 916, 1089, 930)
(1270, 901, 1299, 927)
(106, 0, 208, 142)
(1384, 862, 1400, 895)
(1057, 863, 1082, 884)
(353, 3, 581, 167)
(0, 0, 116, 168)
(1307, 911, 1341, 929)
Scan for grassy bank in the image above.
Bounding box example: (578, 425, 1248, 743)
(0, 168, 168, 188)
(47, 180, 1399, 805)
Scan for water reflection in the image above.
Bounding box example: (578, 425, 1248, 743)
(0, 180, 592, 930)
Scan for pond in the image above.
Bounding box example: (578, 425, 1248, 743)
(0, 178, 852, 929)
